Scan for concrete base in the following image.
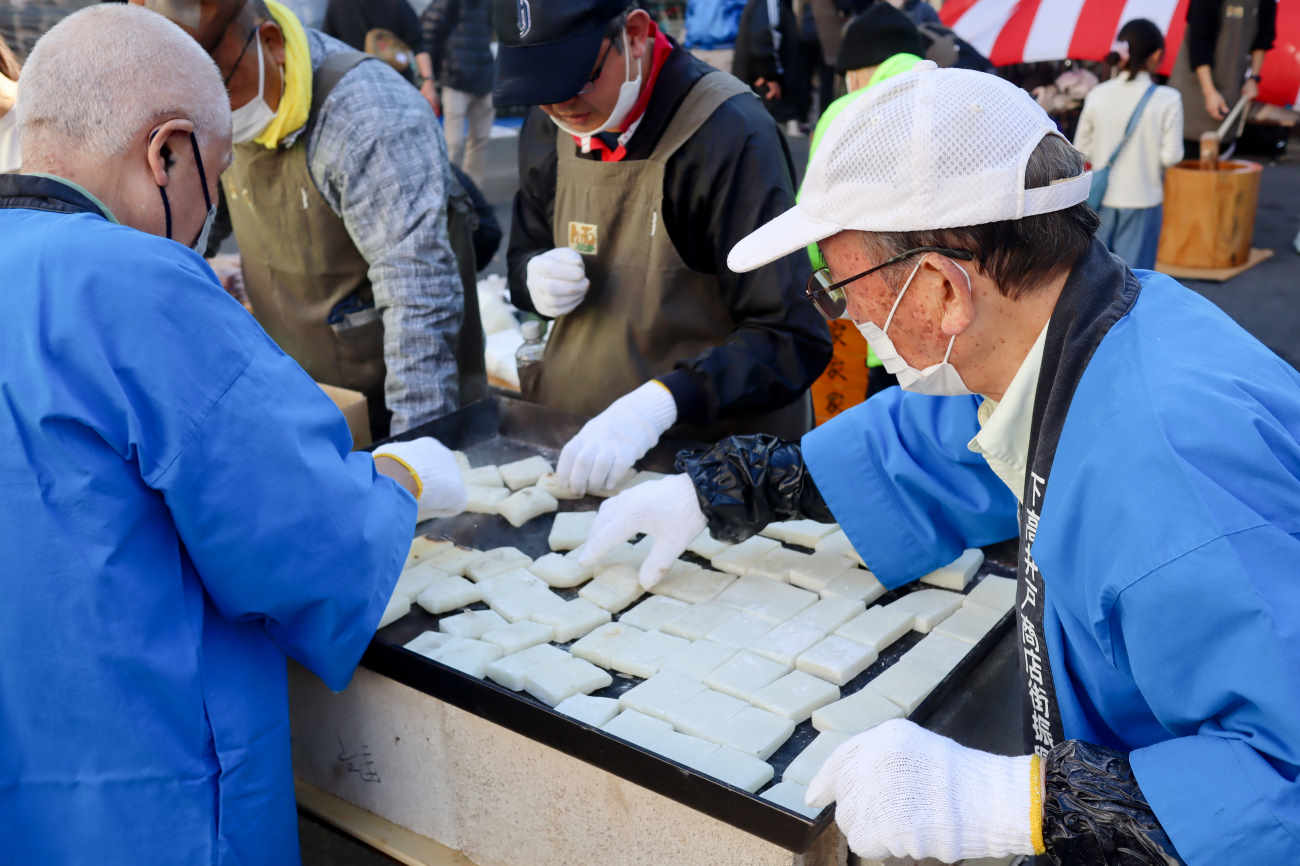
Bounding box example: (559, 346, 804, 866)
(290, 663, 847, 866)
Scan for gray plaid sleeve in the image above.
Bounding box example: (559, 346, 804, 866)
(307, 58, 462, 433)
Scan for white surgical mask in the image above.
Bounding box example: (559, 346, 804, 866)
(550, 29, 643, 148)
(230, 33, 277, 144)
(854, 259, 976, 396)
(192, 203, 217, 253)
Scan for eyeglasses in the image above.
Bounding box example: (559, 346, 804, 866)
(805, 245, 976, 320)
(577, 39, 615, 96)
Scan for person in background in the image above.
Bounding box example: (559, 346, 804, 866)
(1169, 0, 1276, 152)
(418, 0, 495, 189)
(1074, 18, 1182, 270)
(322, 0, 422, 64)
(683, 0, 746, 72)
(498, 0, 831, 495)
(134, 0, 485, 441)
(0, 7, 466, 864)
(734, 0, 809, 135)
(795, 0, 832, 118)
(0, 32, 19, 170)
(896, 0, 938, 28)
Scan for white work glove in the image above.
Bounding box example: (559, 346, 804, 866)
(372, 437, 468, 521)
(807, 718, 1041, 863)
(526, 247, 590, 318)
(576, 474, 706, 589)
(557, 381, 678, 495)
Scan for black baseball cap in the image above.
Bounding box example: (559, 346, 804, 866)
(493, 0, 631, 106)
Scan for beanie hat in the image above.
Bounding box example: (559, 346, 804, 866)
(836, 3, 924, 73)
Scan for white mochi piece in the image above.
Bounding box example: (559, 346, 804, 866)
(782, 731, 850, 785)
(554, 694, 621, 727)
(697, 705, 796, 759)
(696, 746, 775, 793)
(415, 575, 482, 614)
(686, 530, 734, 559)
(462, 465, 504, 487)
(578, 564, 644, 613)
(760, 780, 822, 818)
(906, 631, 971, 676)
(787, 552, 862, 594)
(711, 535, 782, 575)
(867, 655, 945, 714)
(820, 569, 888, 605)
(665, 688, 749, 738)
(548, 511, 598, 551)
(477, 568, 545, 600)
(528, 552, 594, 589)
(661, 602, 743, 641)
(530, 597, 612, 643)
(717, 576, 819, 624)
(431, 638, 503, 678)
(485, 643, 570, 691)
(570, 622, 644, 669)
(606, 629, 693, 679)
(811, 685, 905, 734)
(423, 545, 481, 576)
(706, 611, 775, 649)
(836, 604, 917, 652)
(796, 635, 878, 686)
(759, 520, 840, 549)
(536, 472, 583, 500)
(377, 594, 411, 629)
(963, 575, 1018, 615)
(654, 731, 721, 767)
(889, 588, 964, 632)
(934, 601, 1006, 645)
(405, 537, 454, 569)
(591, 540, 652, 570)
(748, 620, 829, 666)
(920, 548, 985, 591)
(790, 597, 866, 633)
(750, 670, 841, 723)
(464, 547, 533, 581)
(704, 650, 792, 702)
(652, 562, 735, 603)
(619, 595, 690, 631)
(746, 547, 816, 583)
(439, 608, 508, 638)
(814, 529, 865, 566)
(657, 639, 738, 681)
(403, 630, 453, 659)
(465, 485, 511, 514)
(392, 562, 452, 604)
(481, 619, 555, 654)
(492, 584, 568, 624)
(602, 709, 674, 751)
(452, 451, 472, 470)
(497, 486, 559, 528)
(524, 656, 612, 706)
(619, 671, 708, 722)
(499, 455, 554, 491)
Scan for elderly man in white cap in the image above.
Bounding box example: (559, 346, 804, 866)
(578, 63, 1300, 863)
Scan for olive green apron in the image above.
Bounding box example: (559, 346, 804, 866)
(223, 50, 485, 439)
(1170, 0, 1261, 142)
(537, 71, 812, 441)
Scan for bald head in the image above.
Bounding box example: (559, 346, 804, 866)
(17, 4, 231, 160)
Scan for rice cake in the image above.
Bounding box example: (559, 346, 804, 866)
(867, 655, 944, 714)
(578, 564, 644, 613)
(485, 643, 570, 691)
(759, 520, 839, 549)
(665, 687, 749, 738)
(452, 451, 472, 471)
(529, 597, 611, 643)
(464, 547, 533, 581)
(746, 547, 816, 583)
(654, 731, 721, 768)
(906, 631, 970, 673)
(606, 629, 692, 679)
(439, 608, 507, 638)
(796, 635, 877, 686)
(782, 731, 850, 785)
(811, 685, 905, 734)
(820, 569, 888, 605)
(695, 745, 774, 793)
(697, 705, 796, 759)
(660, 602, 741, 641)
(835, 605, 916, 652)
(705, 610, 775, 649)
(498, 455, 553, 491)
(656, 639, 738, 681)
(748, 620, 829, 666)
(789, 597, 866, 633)
(392, 562, 451, 604)
(652, 563, 735, 604)
(717, 576, 818, 624)
(548, 511, 597, 551)
(481, 619, 555, 654)
(711, 535, 782, 576)
(920, 548, 985, 591)
(619, 671, 708, 722)
(686, 530, 733, 559)
(465, 485, 512, 514)
(814, 529, 865, 566)
(934, 601, 1005, 645)
(405, 536, 455, 568)
(402, 630, 453, 659)
(554, 694, 620, 727)
(619, 595, 690, 631)
(963, 575, 1018, 615)
(497, 486, 559, 528)
(414, 574, 482, 614)
(484, 583, 562, 624)
(423, 545, 481, 576)
(750, 670, 841, 722)
(786, 552, 862, 594)
(570, 622, 644, 669)
(523, 656, 612, 706)
(704, 650, 792, 702)
(462, 465, 504, 487)
(890, 588, 964, 632)
(431, 638, 503, 678)
(476, 569, 546, 606)
(536, 472, 582, 500)
(760, 780, 821, 818)
(528, 552, 593, 589)
(377, 594, 411, 629)
(602, 709, 673, 751)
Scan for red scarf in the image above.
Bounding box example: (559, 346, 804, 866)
(578, 23, 674, 163)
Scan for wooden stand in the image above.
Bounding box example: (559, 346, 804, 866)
(1157, 159, 1262, 270)
(1157, 247, 1275, 282)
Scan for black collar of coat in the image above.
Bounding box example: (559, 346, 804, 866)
(0, 172, 115, 221)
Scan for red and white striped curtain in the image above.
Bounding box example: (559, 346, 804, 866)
(939, 0, 1300, 107)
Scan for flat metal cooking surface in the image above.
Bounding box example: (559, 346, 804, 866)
(363, 397, 1018, 852)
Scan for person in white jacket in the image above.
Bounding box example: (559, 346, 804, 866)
(1074, 18, 1182, 270)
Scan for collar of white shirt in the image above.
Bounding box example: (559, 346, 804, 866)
(967, 322, 1050, 501)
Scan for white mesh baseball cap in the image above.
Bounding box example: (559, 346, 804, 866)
(728, 62, 1093, 273)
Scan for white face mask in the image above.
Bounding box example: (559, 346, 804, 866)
(549, 29, 643, 145)
(854, 258, 976, 396)
(192, 203, 217, 254)
(230, 33, 277, 144)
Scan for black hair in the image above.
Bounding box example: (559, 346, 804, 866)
(1109, 18, 1164, 81)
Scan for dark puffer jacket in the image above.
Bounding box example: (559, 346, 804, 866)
(420, 0, 495, 96)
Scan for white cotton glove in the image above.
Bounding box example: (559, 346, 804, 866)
(806, 718, 1041, 863)
(575, 474, 707, 589)
(372, 437, 469, 521)
(526, 247, 590, 317)
(557, 381, 678, 496)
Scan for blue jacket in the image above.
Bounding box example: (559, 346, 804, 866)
(803, 271, 1300, 864)
(0, 180, 415, 865)
(684, 0, 747, 50)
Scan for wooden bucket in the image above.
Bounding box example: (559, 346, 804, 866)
(1156, 159, 1262, 270)
(810, 320, 871, 425)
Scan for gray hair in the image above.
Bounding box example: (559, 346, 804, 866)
(16, 4, 231, 159)
(861, 134, 1101, 299)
